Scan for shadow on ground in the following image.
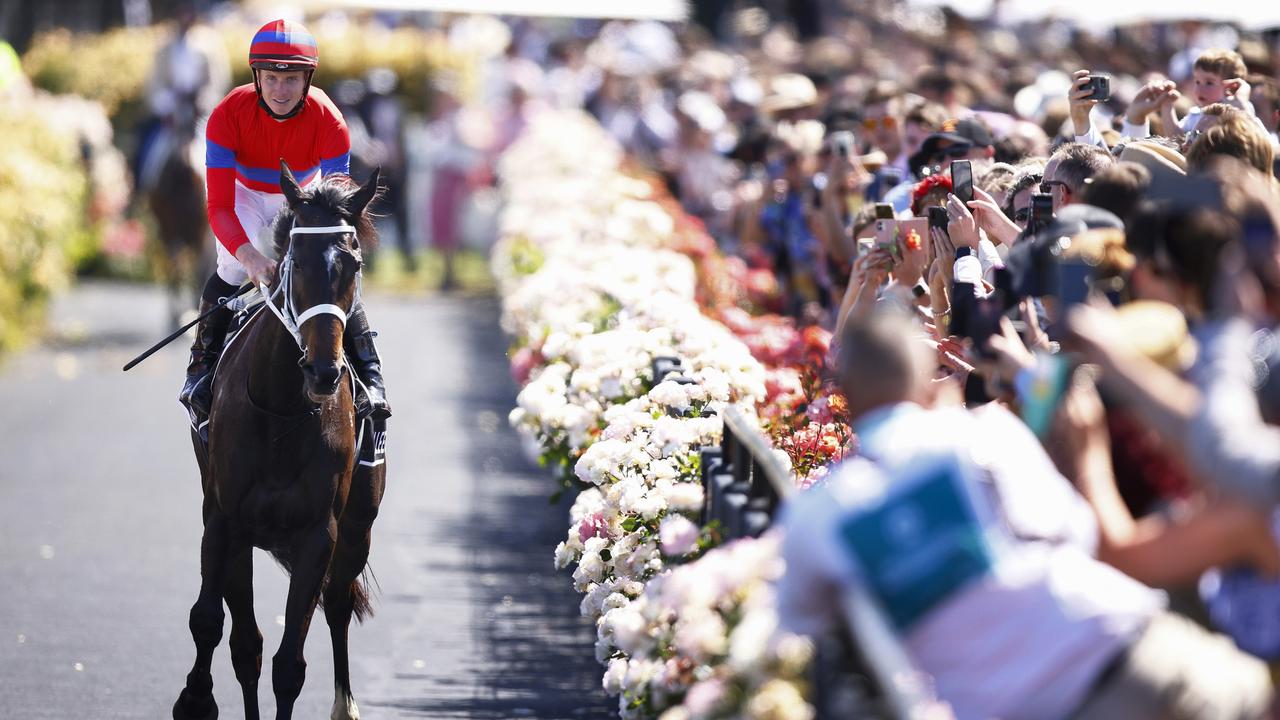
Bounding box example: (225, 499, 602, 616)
(382, 295, 614, 719)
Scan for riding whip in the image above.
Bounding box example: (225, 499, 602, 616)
(121, 283, 255, 371)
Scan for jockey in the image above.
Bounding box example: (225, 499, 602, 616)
(179, 19, 390, 423)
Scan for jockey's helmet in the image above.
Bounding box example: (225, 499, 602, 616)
(248, 19, 317, 120)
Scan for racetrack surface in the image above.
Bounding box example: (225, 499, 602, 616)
(0, 281, 613, 719)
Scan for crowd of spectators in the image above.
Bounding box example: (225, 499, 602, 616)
(535, 5, 1280, 719)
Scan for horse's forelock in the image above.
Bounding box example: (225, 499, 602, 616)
(271, 175, 380, 259)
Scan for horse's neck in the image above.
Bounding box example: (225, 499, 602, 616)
(247, 309, 311, 416)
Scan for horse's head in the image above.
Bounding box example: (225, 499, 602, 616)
(274, 161, 380, 401)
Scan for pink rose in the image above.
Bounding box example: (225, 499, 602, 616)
(659, 515, 700, 556)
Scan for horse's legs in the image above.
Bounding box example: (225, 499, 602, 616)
(323, 522, 374, 720)
(174, 512, 231, 720)
(224, 544, 263, 720)
(272, 522, 336, 720)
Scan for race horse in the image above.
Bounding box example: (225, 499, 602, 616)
(173, 164, 385, 720)
(146, 105, 213, 328)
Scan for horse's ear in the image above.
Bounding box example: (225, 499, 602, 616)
(349, 167, 381, 218)
(280, 160, 303, 207)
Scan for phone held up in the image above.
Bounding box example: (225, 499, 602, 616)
(831, 131, 855, 158)
(950, 160, 973, 205)
(1082, 74, 1111, 103)
(928, 205, 949, 233)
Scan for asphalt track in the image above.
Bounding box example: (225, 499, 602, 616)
(0, 281, 612, 719)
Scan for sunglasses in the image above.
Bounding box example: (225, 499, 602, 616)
(1040, 180, 1070, 194)
(862, 116, 898, 131)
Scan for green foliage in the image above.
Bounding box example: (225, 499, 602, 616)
(0, 106, 91, 352)
(22, 22, 472, 130)
(21, 26, 161, 130)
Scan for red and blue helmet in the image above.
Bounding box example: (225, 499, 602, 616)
(249, 19, 317, 119)
(248, 19, 318, 71)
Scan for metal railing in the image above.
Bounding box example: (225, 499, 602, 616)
(652, 355, 937, 720)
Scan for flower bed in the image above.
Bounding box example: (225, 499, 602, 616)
(494, 110, 855, 719)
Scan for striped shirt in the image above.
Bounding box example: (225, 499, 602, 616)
(204, 83, 350, 254)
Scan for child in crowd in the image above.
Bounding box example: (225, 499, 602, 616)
(1162, 49, 1261, 135)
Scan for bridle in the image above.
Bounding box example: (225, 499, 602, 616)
(259, 222, 358, 354)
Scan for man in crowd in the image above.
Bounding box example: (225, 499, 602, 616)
(778, 310, 1273, 719)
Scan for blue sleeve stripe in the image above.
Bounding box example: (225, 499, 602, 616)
(320, 153, 351, 176)
(236, 163, 318, 186)
(206, 139, 235, 169)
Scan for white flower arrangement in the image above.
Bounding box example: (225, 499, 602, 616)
(496, 109, 814, 720)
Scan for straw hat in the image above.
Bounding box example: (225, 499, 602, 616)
(1113, 300, 1197, 372)
(1118, 140, 1187, 177)
(759, 73, 818, 116)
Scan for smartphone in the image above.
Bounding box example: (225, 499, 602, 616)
(874, 203, 895, 220)
(1029, 192, 1054, 234)
(857, 237, 876, 257)
(875, 219, 900, 260)
(811, 172, 828, 210)
(898, 217, 928, 256)
(1082, 74, 1111, 102)
(928, 205, 949, 232)
(831, 131, 855, 158)
(1018, 353, 1074, 438)
(951, 160, 973, 205)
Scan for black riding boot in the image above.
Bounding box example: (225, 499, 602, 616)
(178, 275, 238, 418)
(345, 300, 391, 421)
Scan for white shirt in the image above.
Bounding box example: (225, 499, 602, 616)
(778, 402, 1163, 720)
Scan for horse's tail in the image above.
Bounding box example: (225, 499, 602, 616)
(349, 566, 378, 623)
(267, 550, 379, 623)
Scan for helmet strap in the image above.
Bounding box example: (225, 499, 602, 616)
(253, 68, 313, 120)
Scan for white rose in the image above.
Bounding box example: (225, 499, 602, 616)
(665, 482, 704, 512)
(603, 657, 628, 695)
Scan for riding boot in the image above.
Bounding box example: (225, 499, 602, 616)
(179, 275, 238, 418)
(345, 301, 392, 421)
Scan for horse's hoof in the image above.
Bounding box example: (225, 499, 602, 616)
(173, 689, 218, 720)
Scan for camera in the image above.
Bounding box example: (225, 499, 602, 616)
(1028, 192, 1054, 236)
(831, 131, 855, 158)
(1082, 74, 1111, 102)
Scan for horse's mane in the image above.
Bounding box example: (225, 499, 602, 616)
(272, 174, 380, 258)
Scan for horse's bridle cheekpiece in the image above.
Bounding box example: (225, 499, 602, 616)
(259, 222, 357, 354)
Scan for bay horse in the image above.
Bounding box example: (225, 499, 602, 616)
(146, 105, 213, 328)
(174, 163, 386, 720)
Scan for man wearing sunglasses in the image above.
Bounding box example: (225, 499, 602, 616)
(1041, 142, 1115, 212)
(862, 84, 908, 180)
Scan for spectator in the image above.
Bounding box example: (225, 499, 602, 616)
(779, 309, 1273, 720)
(1079, 161, 1152, 221)
(1043, 142, 1115, 211)
(860, 82, 910, 196)
(1185, 107, 1276, 175)
(1003, 161, 1047, 230)
(908, 117, 997, 179)
(1160, 49, 1259, 137)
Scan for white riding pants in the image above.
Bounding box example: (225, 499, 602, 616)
(214, 182, 287, 285)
